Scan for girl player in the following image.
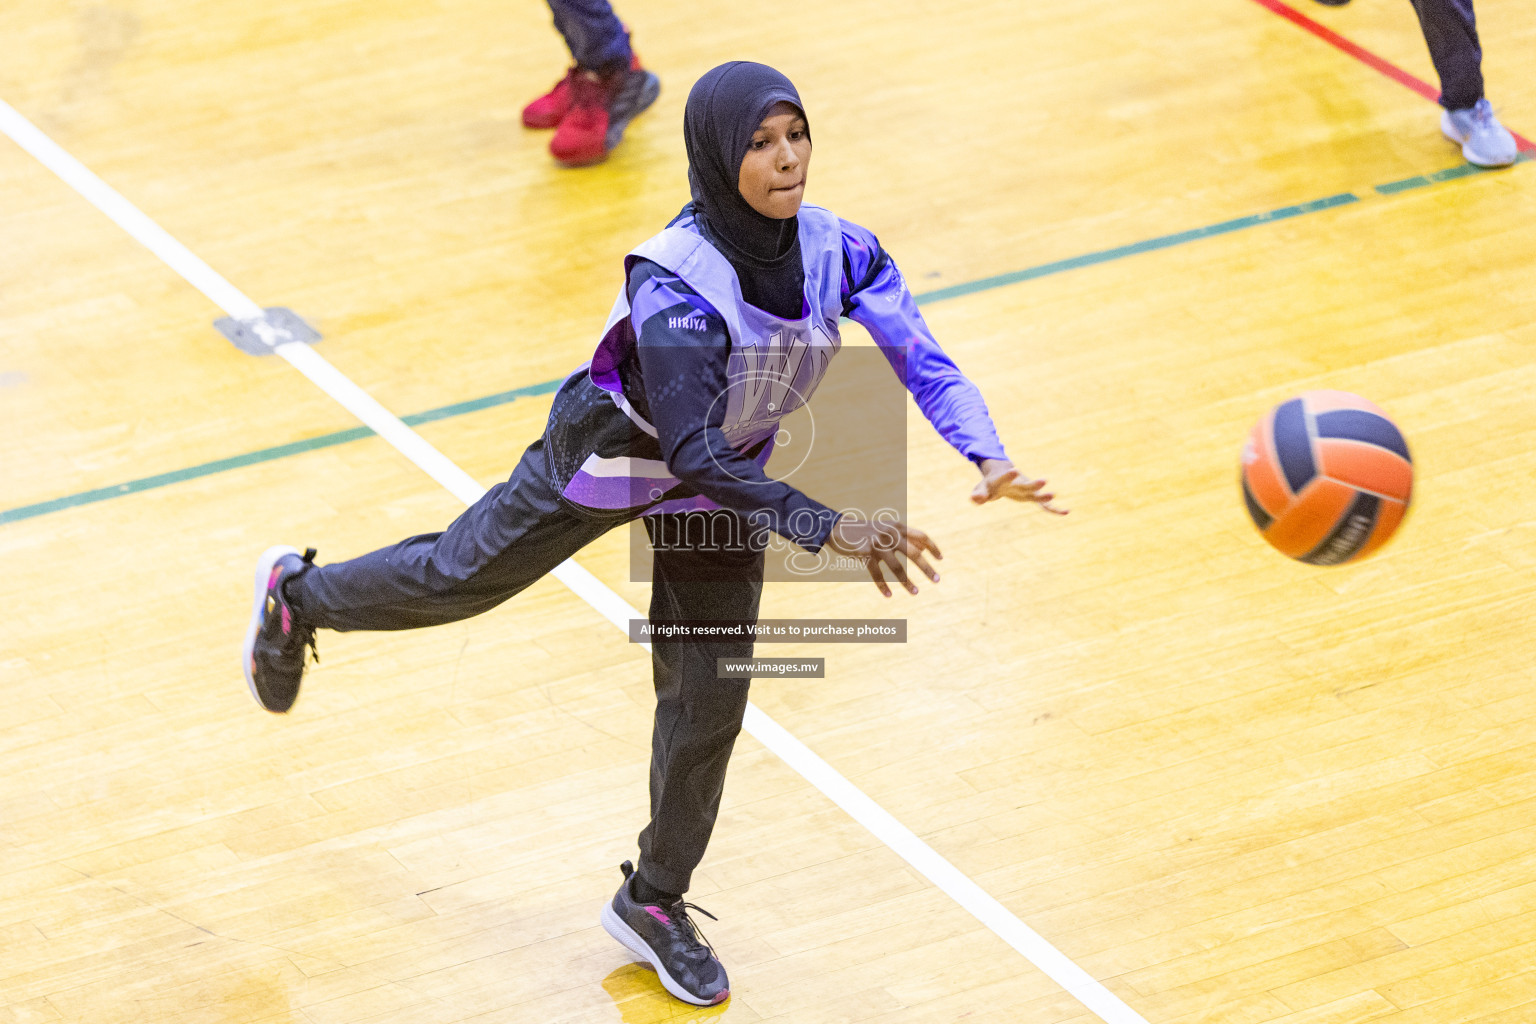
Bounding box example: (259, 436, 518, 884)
(243, 62, 1064, 1006)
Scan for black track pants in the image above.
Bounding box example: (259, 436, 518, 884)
(1408, 0, 1484, 110)
(289, 437, 763, 896)
(637, 513, 763, 895)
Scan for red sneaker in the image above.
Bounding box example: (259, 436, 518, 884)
(549, 70, 612, 165)
(522, 66, 578, 129)
(522, 53, 646, 131)
(549, 60, 660, 167)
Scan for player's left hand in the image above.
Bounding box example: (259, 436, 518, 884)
(971, 458, 1068, 515)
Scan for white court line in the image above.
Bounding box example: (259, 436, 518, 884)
(0, 96, 1149, 1024)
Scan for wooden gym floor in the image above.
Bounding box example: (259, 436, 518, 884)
(2, 0, 1535, 1021)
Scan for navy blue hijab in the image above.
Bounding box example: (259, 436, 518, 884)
(682, 62, 809, 318)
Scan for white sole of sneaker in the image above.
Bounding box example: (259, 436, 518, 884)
(600, 901, 726, 1006)
(242, 544, 300, 713)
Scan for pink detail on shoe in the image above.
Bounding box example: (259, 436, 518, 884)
(268, 566, 284, 589)
(281, 606, 291, 635)
(643, 905, 671, 926)
(711, 988, 730, 1004)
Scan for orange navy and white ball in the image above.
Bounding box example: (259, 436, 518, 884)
(1241, 390, 1412, 565)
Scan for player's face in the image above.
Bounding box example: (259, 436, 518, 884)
(738, 101, 811, 219)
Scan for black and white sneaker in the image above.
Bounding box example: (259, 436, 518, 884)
(600, 861, 729, 1006)
(241, 545, 318, 714)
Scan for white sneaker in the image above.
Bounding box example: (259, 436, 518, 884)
(1440, 99, 1518, 168)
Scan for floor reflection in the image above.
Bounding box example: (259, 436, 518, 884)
(600, 962, 734, 1022)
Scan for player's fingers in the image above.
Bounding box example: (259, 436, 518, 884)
(970, 478, 991, 504)
(866, 557, 892, 598)
(1004, 482, 1052, 502)
(1020, 488, 1069, 514)
(909, 549, 940, 584)
(904, 526, 943, 561)
(881, 549, 917, 594)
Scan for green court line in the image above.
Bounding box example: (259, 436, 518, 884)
(3, 158, 1519, 527)
(911, 193, 1359, 305)
(0, 380, 561, 525)
(399, 379, 563, 426)
(1375, 150, 1532, 195)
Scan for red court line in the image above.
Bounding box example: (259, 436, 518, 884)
(1249, 0, 1535, 152)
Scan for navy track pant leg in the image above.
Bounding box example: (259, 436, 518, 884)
(635, 511, 765, 896)
(1408, 0, 1484, 110)
(545, 0, 631, 73)
(288, 448, 763, 897)
(291, 437, 619, 631)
